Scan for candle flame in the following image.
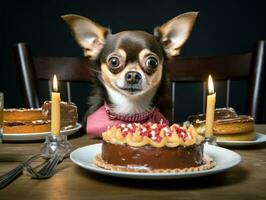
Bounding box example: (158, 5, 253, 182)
(208, 75, 214, 94)
(53, 75, 58, 92)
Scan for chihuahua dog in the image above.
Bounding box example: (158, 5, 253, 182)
(62, 12, 198, 137)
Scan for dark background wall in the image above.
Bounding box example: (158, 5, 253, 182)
(0, 0, 265, 122)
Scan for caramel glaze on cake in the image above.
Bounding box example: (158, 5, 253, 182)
(95, 123, 215, 172)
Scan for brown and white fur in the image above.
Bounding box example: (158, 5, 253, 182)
(62, 12, 198, 123)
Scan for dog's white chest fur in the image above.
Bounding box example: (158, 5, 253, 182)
(105, 85, 156, 115)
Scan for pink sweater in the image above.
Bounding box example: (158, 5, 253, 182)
(86, 105, 169, 137)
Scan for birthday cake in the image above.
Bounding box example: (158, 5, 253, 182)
(3, 101, 78, 133)
(95, 123, 215, 173)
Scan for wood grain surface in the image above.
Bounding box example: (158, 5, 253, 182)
(0, 125, 266, 200)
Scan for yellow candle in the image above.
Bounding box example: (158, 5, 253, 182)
(205, 75, 216, 137)
(51, 75, 61, 136)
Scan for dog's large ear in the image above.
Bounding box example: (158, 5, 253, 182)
(154, 12, 198, 58)
(61, 14, 110, 60)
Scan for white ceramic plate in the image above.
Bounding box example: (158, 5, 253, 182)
(70, 143, 241, 179)
(3, 123, 82, 141)
(217, 132, 266, 146)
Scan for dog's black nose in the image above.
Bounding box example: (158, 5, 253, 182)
(125, 71, 142, 84)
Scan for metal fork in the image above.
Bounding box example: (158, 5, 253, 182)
(0, 153, 42, 189)
(25, 152, 65, 179)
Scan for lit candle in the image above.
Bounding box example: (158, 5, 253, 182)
(51, 75, 61, 136)
(205, 75, 216, 137)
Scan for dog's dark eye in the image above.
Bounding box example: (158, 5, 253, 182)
(108, 57, 120, 68)
(107, 56, 124, 74)
(146, 57, 158, 69)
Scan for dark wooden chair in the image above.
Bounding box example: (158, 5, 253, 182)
(14, 41, 266, 123)
(13, 42, 95, 108)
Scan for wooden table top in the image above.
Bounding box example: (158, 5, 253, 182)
(1, 125, 266, 200)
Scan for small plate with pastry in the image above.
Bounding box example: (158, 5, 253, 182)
(187, 107, 266, 146)
(2, 101, 82, 141)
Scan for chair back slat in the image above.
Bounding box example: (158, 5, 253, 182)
(226, 80, 231, 107)
(202, 81, 206, 112)
(13, 43, 40, 108)
(171, 82, 176, 121)
(66, 81, 72, 102)
(48, 80, 52, 99)
(247, 41, 266, 123)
